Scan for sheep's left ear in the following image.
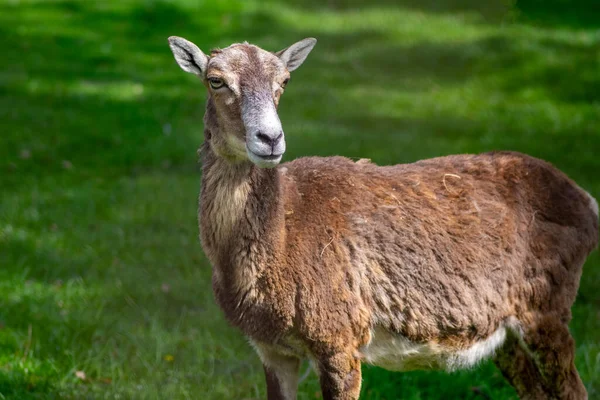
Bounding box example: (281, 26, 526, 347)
(275, 38, 317, 72)
(168, 36, 209, 77)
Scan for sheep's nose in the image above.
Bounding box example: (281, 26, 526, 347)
(256, 131, 284, 150)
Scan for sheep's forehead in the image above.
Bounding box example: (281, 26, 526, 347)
(207, 44, 286, 88)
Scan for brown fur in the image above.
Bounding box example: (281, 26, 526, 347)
(170, 39, 599, 400)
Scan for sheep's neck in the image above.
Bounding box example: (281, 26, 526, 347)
(198, 118, 284, 282)
(199, 128, 293, 337)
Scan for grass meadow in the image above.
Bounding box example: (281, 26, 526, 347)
(1, 0, 599, 398)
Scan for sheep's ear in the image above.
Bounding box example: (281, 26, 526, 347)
(168, 36, 208, 77)
(275, 38, 317, 72)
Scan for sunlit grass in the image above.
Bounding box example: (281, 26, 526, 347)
(1, 0, 599, 398)
(258, 4, 491, 41)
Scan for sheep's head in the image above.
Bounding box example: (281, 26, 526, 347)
(168, 36, 316, 168)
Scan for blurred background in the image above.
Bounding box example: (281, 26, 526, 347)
(1, 0, 599, 398)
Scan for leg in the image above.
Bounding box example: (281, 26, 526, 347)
(264, 362, 299, 400)
(523, 315, 587, 400)
(494, 331, 547, 399)
(318, 352, 362, 400)
(254, 343, 300, 400)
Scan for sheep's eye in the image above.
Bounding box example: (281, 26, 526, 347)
(208, 77, 225, 89)
(282, 78, 290, 88)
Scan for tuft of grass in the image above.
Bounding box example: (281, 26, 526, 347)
(1, 0, 599, 398)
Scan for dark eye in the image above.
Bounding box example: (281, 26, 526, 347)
(281, 78, 290, 88)
(208, 77, 225, 89)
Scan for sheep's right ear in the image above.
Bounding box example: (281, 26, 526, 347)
(168, 36, 208, 77)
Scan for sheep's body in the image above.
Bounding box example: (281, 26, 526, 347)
(201, 147, 598, 399)
(361, 322, 513, 372)
(168, 37, 599, 399)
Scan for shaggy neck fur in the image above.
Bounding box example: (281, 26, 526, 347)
(199, 96, 286, 293)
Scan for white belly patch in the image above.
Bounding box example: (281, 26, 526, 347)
(360, 322, 516, 372)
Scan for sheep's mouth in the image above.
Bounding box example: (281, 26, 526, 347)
(247, 150, 283, 168)
(253, 153, 282, 161)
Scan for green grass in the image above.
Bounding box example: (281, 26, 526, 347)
(1, 0, 599, 398)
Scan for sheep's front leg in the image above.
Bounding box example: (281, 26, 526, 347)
(318, 353, 362, 400)
(254, 343, 301, 400)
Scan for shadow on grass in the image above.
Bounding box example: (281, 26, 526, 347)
(292, 0, 513, 23)
(515, 0, 600, 29)
(291, 0, 600, 28)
